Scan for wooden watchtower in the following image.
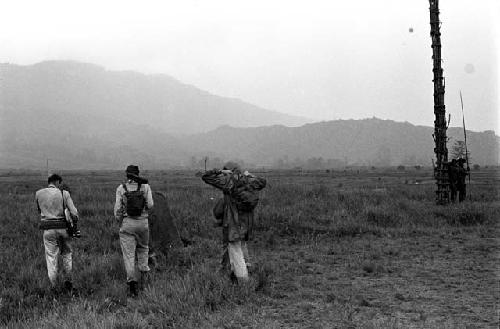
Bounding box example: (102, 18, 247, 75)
(429, 0, 449, 204)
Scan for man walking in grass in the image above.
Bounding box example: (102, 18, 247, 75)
(114, 165, 154, 297)
(202, 162, 265, 282)
(35, 174, 79, 292)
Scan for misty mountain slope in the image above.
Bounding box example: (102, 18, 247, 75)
(0, 61, 310, 135)
(0, 61, 497, 169)
(185, 119, 499, 166)
(0, 106, 187, 169)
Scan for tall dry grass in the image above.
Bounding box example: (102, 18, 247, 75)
(0, 168, 497, 327)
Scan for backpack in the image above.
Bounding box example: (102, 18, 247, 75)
(213, 198, 225, 220)
(233, 176, 260, 212)
(123, 183, 145, 217)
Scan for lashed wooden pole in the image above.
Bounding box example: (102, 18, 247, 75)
(429, 0, 449, 204)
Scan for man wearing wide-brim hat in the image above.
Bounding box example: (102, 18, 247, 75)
(114, 165, 154, 296)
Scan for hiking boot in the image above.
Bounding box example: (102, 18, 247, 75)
(139, 270, 151, 290)
(229, 272, 238, 285)
(63, 280, 78, 296)
(128, 281, 138, 297)
(64, 280, 73, 292)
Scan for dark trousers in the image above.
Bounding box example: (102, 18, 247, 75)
(450, 186, 457, 203)
(458, 185, 466, 202)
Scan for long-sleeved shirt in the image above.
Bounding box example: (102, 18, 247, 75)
(36, 184, 79, 230)
(114, 180, 154, 220)
(35, 184, 78, 220)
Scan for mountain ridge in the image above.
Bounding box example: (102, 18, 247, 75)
(0, 61, 312, 135)
(0, 61, 498, 169)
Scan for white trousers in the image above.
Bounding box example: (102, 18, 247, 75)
(43, 229, 72, 286)
(228, 241, 248, 280)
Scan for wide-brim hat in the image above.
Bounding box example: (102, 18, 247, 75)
(125, 165, 141, 179)
(125, 165, 149, 183)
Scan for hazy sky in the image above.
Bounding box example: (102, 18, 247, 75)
(1, 0, 498, 132)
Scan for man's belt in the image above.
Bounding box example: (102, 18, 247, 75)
(39, 218, 67, 230)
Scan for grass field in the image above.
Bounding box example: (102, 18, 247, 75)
(0, 167, 498, 328)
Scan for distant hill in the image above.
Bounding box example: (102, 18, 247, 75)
(0, 106, 187, 169)
(0, 61, 310, 135)
(1, 61, 498, 169)
(185, 119, 499, 167)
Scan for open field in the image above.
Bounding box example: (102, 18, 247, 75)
(0, 167, 499, 328)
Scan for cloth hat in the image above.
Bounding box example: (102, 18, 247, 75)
(125, 164, 149, 184)
(223, 161, 241, 172)
(126, 165, 140, 177)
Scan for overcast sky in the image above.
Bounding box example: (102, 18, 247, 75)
(1, 0, 498, 132)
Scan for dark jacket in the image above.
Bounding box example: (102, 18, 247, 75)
(457, 166, 468, 187)
(235, 173, 267, 240)
(202, 169, 243, 242)
(448, 163, 459, 189)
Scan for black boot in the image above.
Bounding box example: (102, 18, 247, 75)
(140, 271, 151, 290)
(128, 281, 138, 297)
(64, 280, 73, 294)
(229, 272, 238, 285)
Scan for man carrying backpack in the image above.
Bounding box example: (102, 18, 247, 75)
(202, 162, 265, 282)
(114, 165, 154, 297)
(35, 174, 79, 292)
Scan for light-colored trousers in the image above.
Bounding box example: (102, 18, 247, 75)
(222, 240, 250, 276)
(228, 241, 248, 280)
(221, 241, 248, 281)
(119, 218, 150, 282)
(43, 229, 72, 286)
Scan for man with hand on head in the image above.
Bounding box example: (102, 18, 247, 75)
(202, 162, 249, 283)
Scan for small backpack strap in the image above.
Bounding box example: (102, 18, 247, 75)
(61, 189, 66, 212)
(136, 182, 142, 191)
(122, 183, 128, 192)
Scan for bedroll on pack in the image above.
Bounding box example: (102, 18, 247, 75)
(212, 198, 224, 226)
(234, 188, 259, 212)
(123, 183, 145, 217)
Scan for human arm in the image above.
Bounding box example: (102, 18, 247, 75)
(145, 184, 154, 211)
(63, 190, 79, 218)
(202, 169, 234, 193)
(114, 186, 124, 221)
(35, 192, 41, 214)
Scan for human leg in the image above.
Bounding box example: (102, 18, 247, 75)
(458, 186, 466, 202)
(450, 186, 457, 203)
(119, 227, 138, 283)
(135, 222, 150, 274)
(241, 241, 251, 266)
(135, 222, 151, 290)
(228, 241, 248, 281)
(59, 230, 73, 277)
(43, 230, 60, 286)
(57, 230, 74, 292)
(220, 227, 230, 275)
